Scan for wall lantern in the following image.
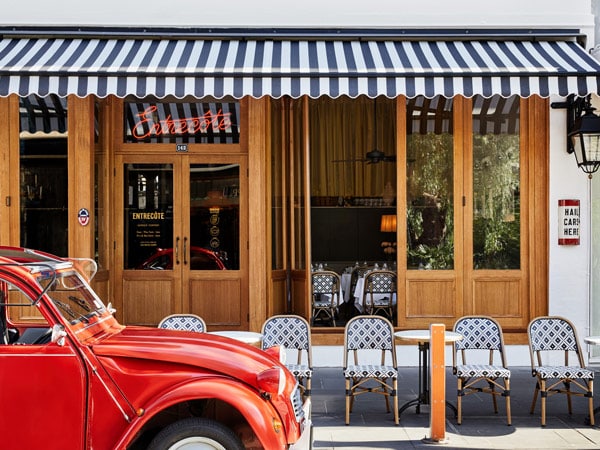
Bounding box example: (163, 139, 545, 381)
(380, 214, 397, 233)
(551, 94, 600, 178)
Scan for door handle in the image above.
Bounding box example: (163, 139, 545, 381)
(183, 237, 188, 265)
(175, 237, 180, 265)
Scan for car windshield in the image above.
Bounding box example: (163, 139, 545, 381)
(37, 269, 118, 341)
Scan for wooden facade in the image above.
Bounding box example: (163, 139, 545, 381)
(0, 94, 548, 344)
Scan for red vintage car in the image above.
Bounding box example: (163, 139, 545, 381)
(0, 246, 310, 449)
(137, 246, 227, 270)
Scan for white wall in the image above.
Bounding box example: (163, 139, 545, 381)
(0, 0, 593, 35)
(548, 96, 596, 365)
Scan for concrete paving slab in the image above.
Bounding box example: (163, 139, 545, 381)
(310, 367, 600, 449)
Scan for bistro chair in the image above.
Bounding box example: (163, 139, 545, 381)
(311, 270, 341, 326)
(527, 316, 594, 426)
(158, 313, 207, 333)
(362, 270, 396, 320)
(452, 315, 512, 425)
(261, 314, 313, 399)
(343, 315, 398, 425)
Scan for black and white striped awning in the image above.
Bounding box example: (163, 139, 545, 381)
(1, 37, 599, 99)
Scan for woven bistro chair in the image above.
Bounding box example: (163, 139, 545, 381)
(343, 315, 398, 425)
(311, 270, 341, 326)
(453, 316, 512, 425)
(527, 316, 594, 427)
(362, 270, 396, 320)
(261, 315, 313, 399)
(158, 314, 207, 333)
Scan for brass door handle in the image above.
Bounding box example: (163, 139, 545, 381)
(183, 237, 188, 265)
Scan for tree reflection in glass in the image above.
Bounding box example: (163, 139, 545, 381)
(472, 95, 520, 270)
(406, 97, 454, 270)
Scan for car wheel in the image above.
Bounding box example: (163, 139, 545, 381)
(148, 417, 245, 450)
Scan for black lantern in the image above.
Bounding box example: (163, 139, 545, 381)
(552, 95, 600, 178)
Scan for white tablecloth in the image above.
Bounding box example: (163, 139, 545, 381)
(353, 275, 396, 313)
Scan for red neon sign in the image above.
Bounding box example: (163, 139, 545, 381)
(132, 105, 232, 140)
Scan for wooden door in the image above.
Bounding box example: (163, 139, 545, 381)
(115, 154, 248, 329)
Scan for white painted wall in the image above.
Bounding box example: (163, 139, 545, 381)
(3, 0, 598, 367)
(0, 0, 594, 34)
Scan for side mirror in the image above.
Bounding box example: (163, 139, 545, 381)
(51, 324, 67, 346)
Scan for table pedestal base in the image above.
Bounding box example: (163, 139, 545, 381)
(398, 341, 457, 418)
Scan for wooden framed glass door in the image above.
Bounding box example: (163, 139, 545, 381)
(115, 154, 248, 329)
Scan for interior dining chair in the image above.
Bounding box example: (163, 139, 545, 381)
(261, 314, 313, 398)
(453, 315, 512, 425)
(362, 270, 396, 320)
(527, 316, 594, 427)
(158, 313, 207, 333)
(343, 315, 398, 425)
(311, 270, 340, 326)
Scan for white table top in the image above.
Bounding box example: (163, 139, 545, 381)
(394, 329, 463, 343)
(584, 335, 600, 346)
(209, 331, 263, 345)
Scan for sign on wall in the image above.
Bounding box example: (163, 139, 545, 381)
(558, 199, 580, 245)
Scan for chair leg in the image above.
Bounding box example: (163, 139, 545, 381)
(457, 378, 463, 425)
(504, 378, 512, 426)
(393, 378, 399, 425)
(530, 380, 540, 414)
(541, 379, 547, 427)
(588, 380, 595, 426)
(345, 377, 351, 425)
(565, 381, 573, 415)
(383, 379, 391, 413)
(489, 381, 498, 413)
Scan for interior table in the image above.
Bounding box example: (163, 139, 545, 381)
(209, 331, 263, 346)
(584, 335, 600, 421)
(394, 329, 463, 416)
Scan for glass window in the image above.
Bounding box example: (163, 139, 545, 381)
(472, 95, 520, 270)
(19, 95, 68, 256)
(124, 164, 174, 270)
(406, 96, 454, 270)
(123, 97, 240, 144)
(189, 164, 240, 270)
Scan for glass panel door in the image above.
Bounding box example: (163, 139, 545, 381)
(124, 163, 174, 270)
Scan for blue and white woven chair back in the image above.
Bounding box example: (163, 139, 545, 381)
(454, 316, 503, 351)
(366, 271, 396, 294)
(262, 315, 310, 351)
(529, 316, 578, 352)
(312, 271, 338, 295)
(158, 314, 206, 333)
(346, 316, 394, 351)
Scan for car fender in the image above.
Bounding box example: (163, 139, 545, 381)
(114, 376, 289, 449)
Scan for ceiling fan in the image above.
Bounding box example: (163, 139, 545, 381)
(333, 99, 396, 164)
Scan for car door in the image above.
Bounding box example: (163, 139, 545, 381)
(0, 283, 87, 449)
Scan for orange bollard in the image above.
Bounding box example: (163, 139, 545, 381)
(427, 323, 447, 443)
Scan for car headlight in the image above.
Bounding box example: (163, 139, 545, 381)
(257, 367, 286, 397)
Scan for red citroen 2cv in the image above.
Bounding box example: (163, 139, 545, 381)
(0, 246, 311, 449)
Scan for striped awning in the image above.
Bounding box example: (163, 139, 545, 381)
(1, 37, 599, 99)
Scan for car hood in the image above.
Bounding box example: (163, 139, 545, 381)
(91, 326, 284, 386)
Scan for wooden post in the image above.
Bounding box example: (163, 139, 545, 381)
(428, 323, 447, 443)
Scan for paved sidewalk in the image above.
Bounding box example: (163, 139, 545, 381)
(311, 367, 600, 449)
